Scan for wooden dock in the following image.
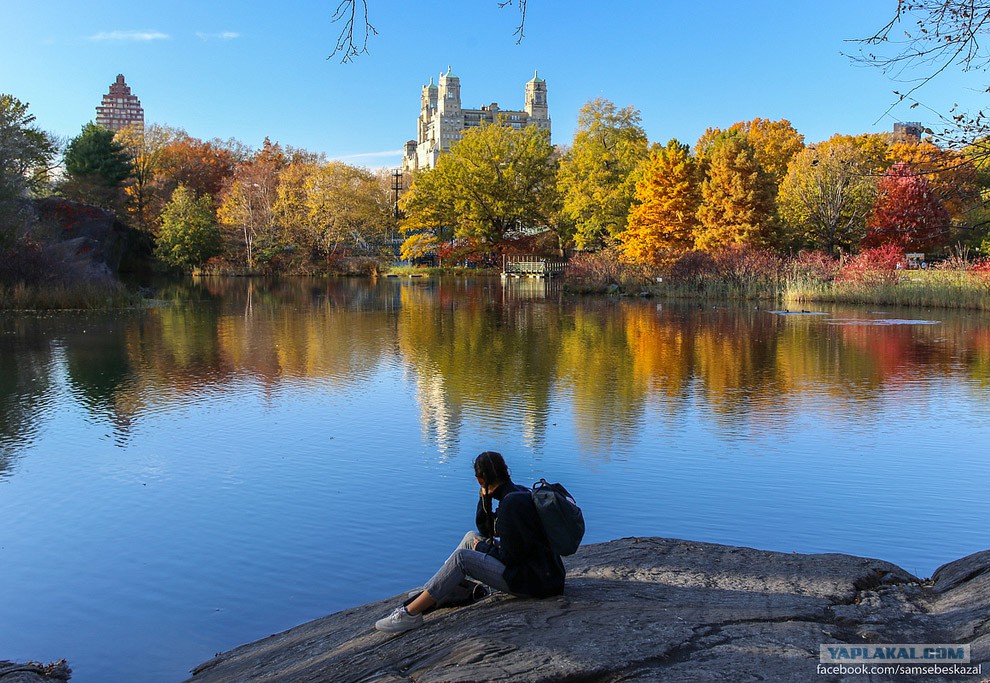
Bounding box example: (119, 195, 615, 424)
(501, 254, 566, 279)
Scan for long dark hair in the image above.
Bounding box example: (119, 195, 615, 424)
(474, 451, 510, 488)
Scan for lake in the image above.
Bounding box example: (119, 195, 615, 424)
(1, 276, 988, 682)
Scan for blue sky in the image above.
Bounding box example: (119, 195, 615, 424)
(2, 1, 986, 168)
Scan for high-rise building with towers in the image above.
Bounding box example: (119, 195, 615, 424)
(402, 68, 550, 172)
(95, 74, 144, 132)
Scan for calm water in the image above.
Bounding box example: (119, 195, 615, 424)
(1, 277, 988, 682)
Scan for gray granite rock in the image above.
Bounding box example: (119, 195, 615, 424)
(185, 537, 989, 682)
(0, 660, 71, 683)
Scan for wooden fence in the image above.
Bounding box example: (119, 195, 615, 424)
(502, 254, 566, 278)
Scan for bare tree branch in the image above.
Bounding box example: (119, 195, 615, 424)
(327, 1, 528, 61)
(497, 0, 529, 42)
(327, 0, 377, 64)
(851, 1, 990, 153)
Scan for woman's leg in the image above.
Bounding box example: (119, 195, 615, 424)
(407, 548, 512, 615)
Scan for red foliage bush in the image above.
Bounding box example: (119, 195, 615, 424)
(667, 247, 783, 284)
(790, 250, 839, 283)
(566, 247, 630, 286)
(710, 247, 785, 283)
(837, 245, 905, 285)
(971, 258, 990, 289)
(668, 250, 717, 281)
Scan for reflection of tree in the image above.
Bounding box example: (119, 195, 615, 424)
(963, 326, 990, 390)
(0, 318, 56, 476)
(62, 316, 139, 441)
(135, 278, 394, 392)
(397, 280, 560, 453)
(557, 303, 646, 455)
(692, 309, 786, 425)
(5, 279, 990, 476)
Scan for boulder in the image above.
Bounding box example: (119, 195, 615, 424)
(30, 198, 151, 279)
(185, 537, 990, 682)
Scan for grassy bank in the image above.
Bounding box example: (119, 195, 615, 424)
(784, 271, 990, 311)
(0, 281, 143, 311)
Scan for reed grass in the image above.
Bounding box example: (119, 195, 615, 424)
(0, 281, 143, 311)
(784, 271, 990, 311)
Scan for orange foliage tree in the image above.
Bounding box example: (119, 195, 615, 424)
(619, 139, 700, 266)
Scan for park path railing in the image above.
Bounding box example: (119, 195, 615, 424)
(502, 254, 566, 278)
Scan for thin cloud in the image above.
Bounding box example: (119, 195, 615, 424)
(88, 30, 170, 42)
(332, 150, 404, 160)
(195, 31, 241, 41)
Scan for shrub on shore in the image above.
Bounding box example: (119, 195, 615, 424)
(0, 237, 139, 310)
(564, 244, 990, 310)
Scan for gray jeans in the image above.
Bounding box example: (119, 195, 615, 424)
(422, 531, 513, 603)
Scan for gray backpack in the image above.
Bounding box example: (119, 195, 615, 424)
(531, 478, 585, 556)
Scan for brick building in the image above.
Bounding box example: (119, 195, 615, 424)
(95, 74, 144, 132)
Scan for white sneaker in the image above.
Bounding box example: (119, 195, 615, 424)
(375, 606, 424, 633)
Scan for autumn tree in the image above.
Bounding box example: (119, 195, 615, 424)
(777, 141, 876, 254)
(399, 121, 558, 251)
(274, 160, 393, 259)
(217, 139, 286, 269)
(159, 135, 235, 205)
(397, 167, 457, 257)
(1, 94, 57, 242)
(155, 185, 221, 271)
(962, 138, 990, 250)
(695, 118, 804, 189)
(618, 139, 700, 266)
(886, 140, 978, 222)
(115, 123, 182, 230)
(827, 133, 892, 176)
(864, 161, 951, 251)
(61, 122, 132, 210)
(558, 98, 649, 250)
(695, 133, 776, 251)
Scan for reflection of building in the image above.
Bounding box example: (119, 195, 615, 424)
(96, 74, 144, 132)
(893, 122, 923, 143)
(402, 68, 550, 172)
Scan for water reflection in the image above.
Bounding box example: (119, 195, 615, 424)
(0, 318, 59, 473)
(2, 278, 990, 470)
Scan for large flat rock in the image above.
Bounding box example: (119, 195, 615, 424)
(186, 537, 989, 682)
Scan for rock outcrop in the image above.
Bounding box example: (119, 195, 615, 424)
(186, 538, 989, 682)
(31, 198, 151, 279)
(0, 661, 71, 683)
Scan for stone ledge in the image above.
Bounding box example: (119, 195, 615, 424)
(185, 537, 989, 682)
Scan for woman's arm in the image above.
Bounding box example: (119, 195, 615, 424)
(476, 490, 496, 538)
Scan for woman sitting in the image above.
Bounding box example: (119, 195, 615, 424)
(375, 451, 565, 633)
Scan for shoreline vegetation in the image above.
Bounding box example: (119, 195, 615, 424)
(5, 98, 990, 314)
(563, 245, 990, 311)
(4, 249, 990, 312)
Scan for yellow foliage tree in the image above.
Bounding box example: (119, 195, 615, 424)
(695, 134, 776, 251)
(695, 118, 804, 188)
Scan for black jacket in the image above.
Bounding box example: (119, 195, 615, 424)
(475, 481, 566, 598)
